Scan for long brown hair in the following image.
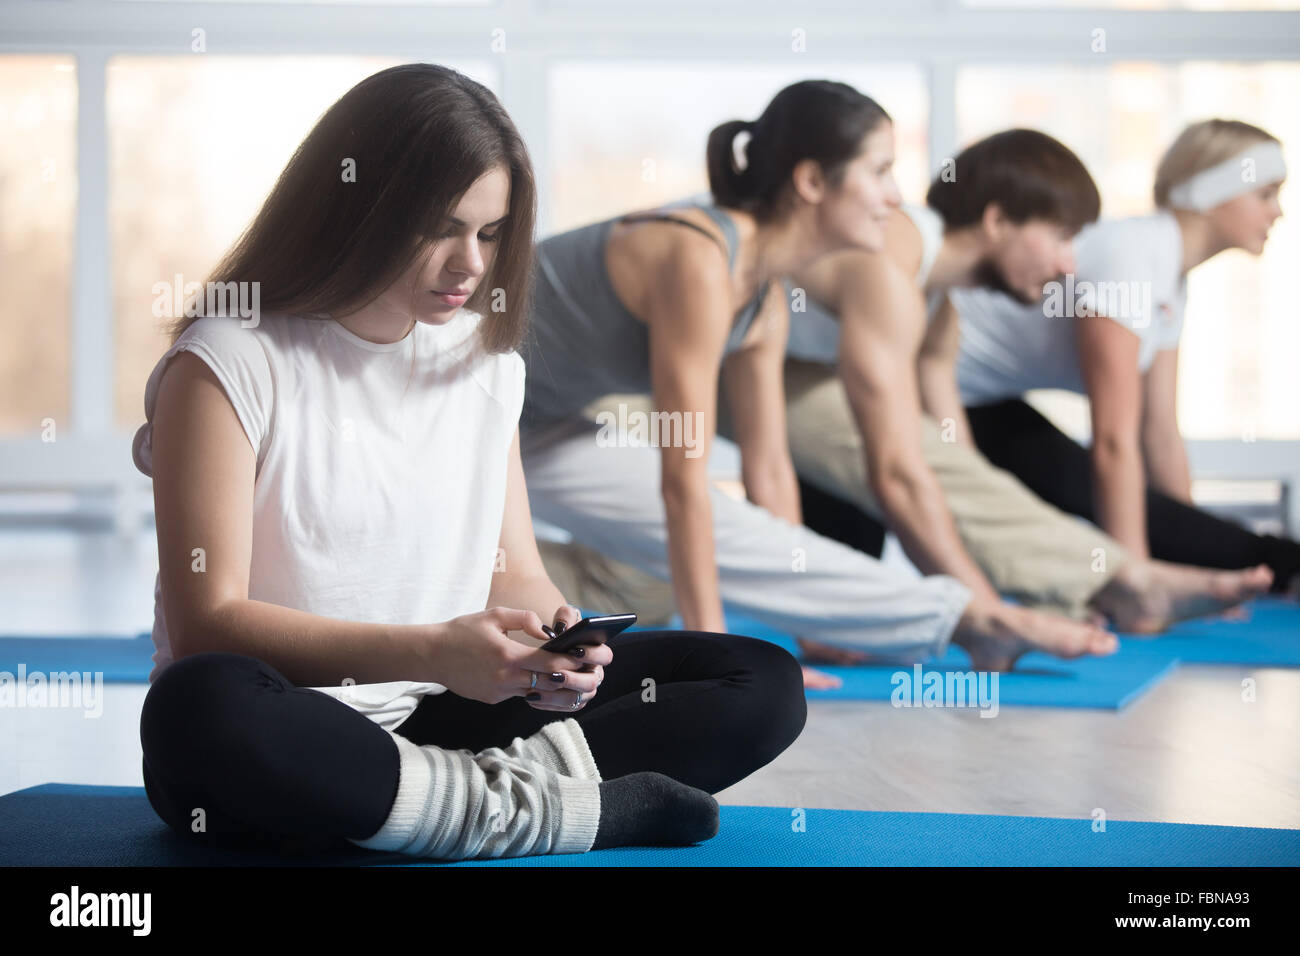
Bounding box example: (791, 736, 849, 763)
(164, 63, 536, 356)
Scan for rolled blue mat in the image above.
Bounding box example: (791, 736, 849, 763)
(2, 785, 1295, 867)
(0, 633, 154, 683)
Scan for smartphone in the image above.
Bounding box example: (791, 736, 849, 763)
(540, 613, 638, 654)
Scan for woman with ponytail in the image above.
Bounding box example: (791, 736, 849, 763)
(522, 79, 1118, 677)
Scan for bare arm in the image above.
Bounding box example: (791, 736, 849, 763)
(646, 233, 735, 633)
(151, 352, 439, 686)
(917, 294, 977, 450)
(828, 253, 1000, 602)
(1140, 347, 1193, 504)
(486, 425, 582, 633)
(1076, 315, 1150, 558)
(720, 279, 802, 524)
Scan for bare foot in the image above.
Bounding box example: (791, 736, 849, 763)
(951, 599, 1118, 671)
(1094, 561, 1273, 633)
(801, 666, 843, 690)
(795, 636, 878, 666)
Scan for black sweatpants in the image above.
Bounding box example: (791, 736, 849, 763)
(965, 398, 1300, 593)
(797, 476, 888, 559)
(139, 629, 807, 854)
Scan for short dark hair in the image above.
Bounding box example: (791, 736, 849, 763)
(926, 128, 1100, 234)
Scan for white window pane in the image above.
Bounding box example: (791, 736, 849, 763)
(548, 60, 928, 233)
(0, 56, 76, 439)
(108, 56, 497, 431)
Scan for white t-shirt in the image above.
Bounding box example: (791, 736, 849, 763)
(954, 211, 1188, 405)
(785, 203, 946, 364)
(131, 310, 525, 731)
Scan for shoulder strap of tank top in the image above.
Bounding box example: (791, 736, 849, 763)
(618, 208, 735, 269)
(685, 202, 770, 320)
(683, 202, 740, 271)
(684, 200, 770, 319)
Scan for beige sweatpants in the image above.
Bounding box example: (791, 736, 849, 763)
(538, 537, 680, 627)
(780, 357, 1127, 618)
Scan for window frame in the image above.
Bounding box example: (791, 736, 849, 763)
(1, 0, 1297, 532)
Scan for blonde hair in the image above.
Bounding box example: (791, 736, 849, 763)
(1154, 118, 1281, 209)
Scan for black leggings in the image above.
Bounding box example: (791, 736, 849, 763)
(797, 475, 888, 559)
(139, 629, 806, 854)
(966, 398, 1300, 593)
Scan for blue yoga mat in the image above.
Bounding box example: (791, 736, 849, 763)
(2, 784, 1295, 867)
(703, 611, 1179, 710)
(1115, 598, 1300, 667)
(0, 599, 1292, 709)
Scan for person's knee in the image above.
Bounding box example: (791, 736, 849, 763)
(757, 640, 809, 750)
(721, 636, 808, 763)
(144, 651, 266, 715)
(141, 754, 183, 832)
(140, 652, 277, 761)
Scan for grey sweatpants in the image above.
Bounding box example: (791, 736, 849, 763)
(520, 414, 971, 662)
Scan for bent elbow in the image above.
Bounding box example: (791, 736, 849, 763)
(165, 599, 241, 660)
(868, 459, 924, 514)
(1090, 430, 1140, 466)
(660, 472, 709, 512)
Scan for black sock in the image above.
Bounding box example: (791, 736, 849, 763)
(591, 772, 720, 850)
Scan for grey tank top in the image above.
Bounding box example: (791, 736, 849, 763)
(520, 196, 771, 430)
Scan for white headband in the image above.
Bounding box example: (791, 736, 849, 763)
(1166, 140, 1287, 211)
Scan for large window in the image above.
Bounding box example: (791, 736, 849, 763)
(2, 0, 1297, 523)
(957, 61, 1300, 441)
(548, 61, 928, 233)
(0, 56, 76, 438)
(106, 56, 496, 431)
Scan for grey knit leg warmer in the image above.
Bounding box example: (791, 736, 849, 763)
(348, 718, 602, 860)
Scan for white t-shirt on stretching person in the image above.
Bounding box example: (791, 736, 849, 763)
(954, 210, 1188, 406)
(131, 310, 526, 731)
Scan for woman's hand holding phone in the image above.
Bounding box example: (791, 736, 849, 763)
(427, 606, 609, 711)
(551, 606, 582, 634)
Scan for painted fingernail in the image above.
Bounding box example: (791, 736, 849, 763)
(526, 692, 541, 701)
(549, 672, 565, 683)
(569, 646, 585, 657)
(555, 620, 567, 633)
(541, 625, 556, 640)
